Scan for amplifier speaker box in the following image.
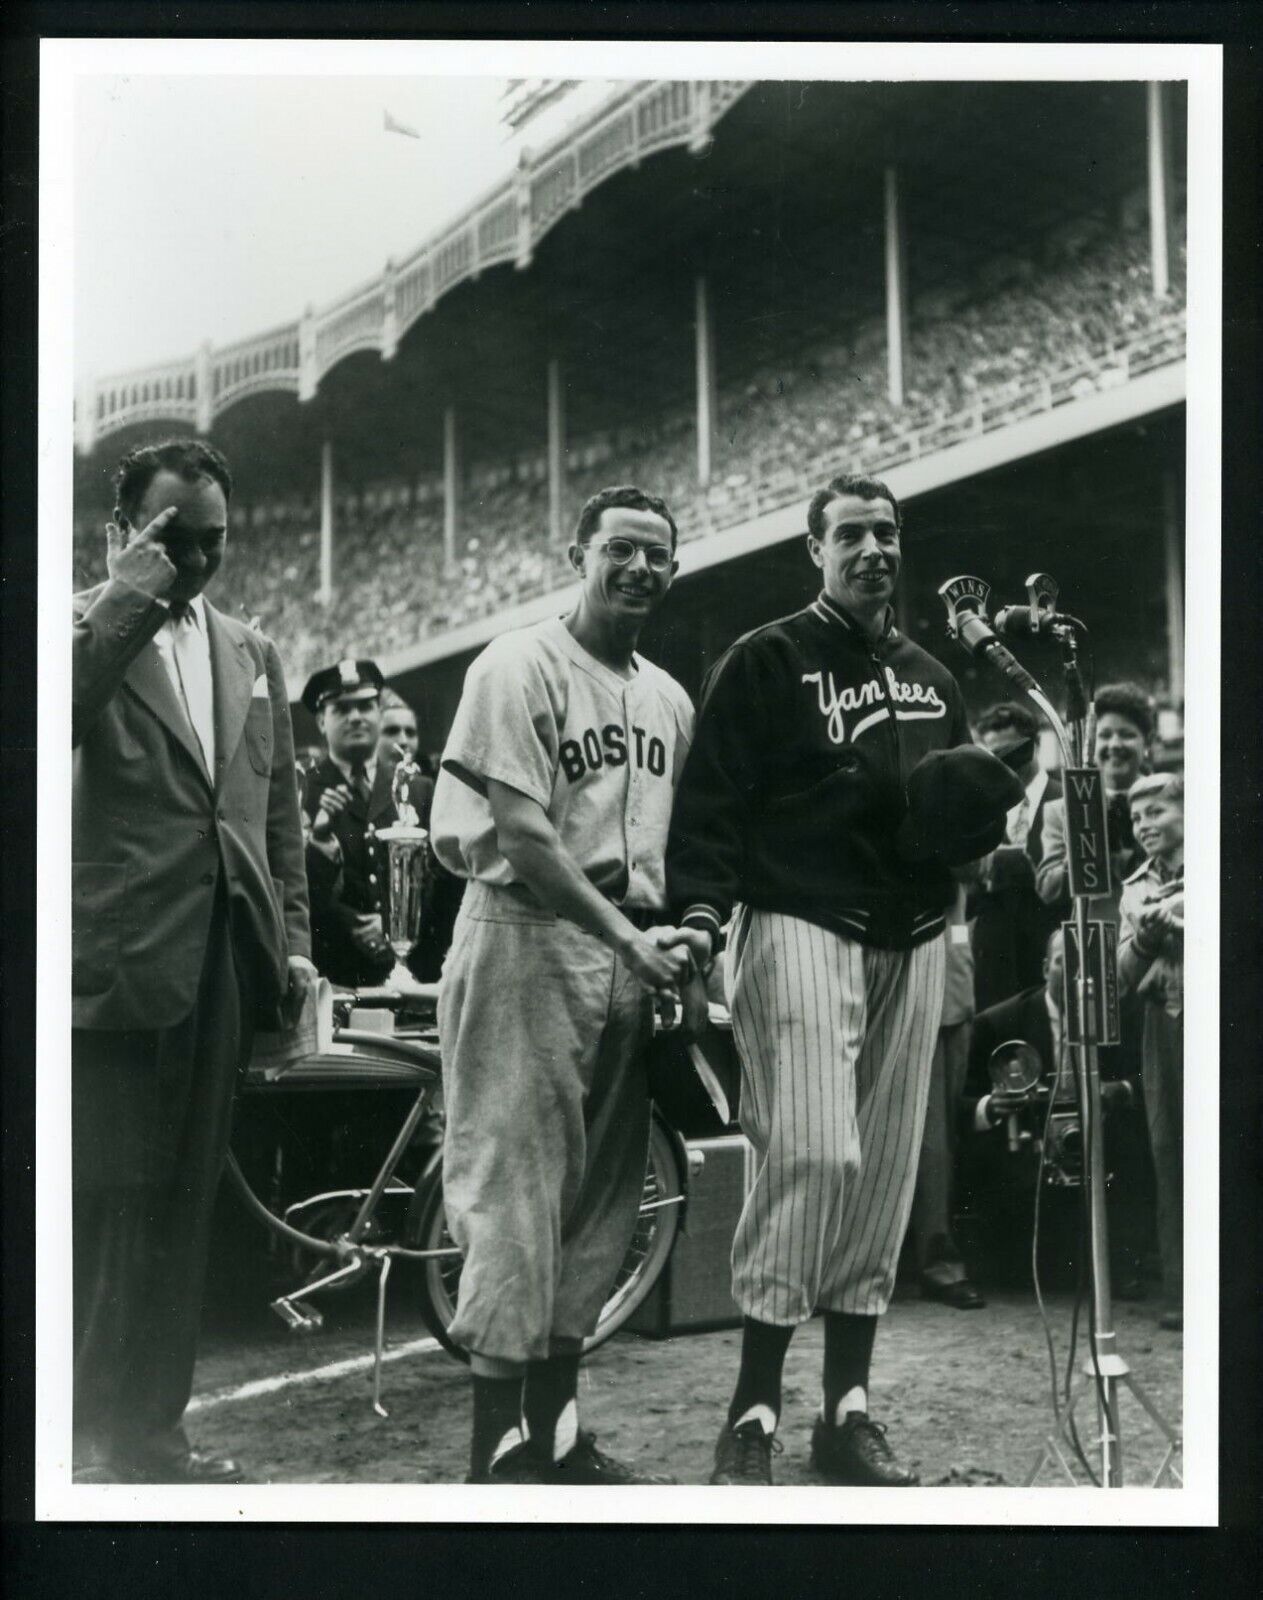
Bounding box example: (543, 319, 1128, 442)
(628, 1134, 754, 1337)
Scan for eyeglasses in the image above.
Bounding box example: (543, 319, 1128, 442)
(589, 537, 674, 573)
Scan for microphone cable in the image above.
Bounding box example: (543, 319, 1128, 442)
(1030, 1070, 1100, 1485)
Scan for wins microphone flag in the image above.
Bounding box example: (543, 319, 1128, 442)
(384, 109, 421, 140)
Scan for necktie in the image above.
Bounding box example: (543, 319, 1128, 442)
(1106, 791, 1136, 861)
(350, 761, 371, 805)
(1007, 793, 1031, 847)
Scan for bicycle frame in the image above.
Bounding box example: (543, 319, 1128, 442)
(227, 1018, 693, 1415)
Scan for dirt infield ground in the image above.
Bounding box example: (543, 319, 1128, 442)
(190, 1285, 1182, 1488)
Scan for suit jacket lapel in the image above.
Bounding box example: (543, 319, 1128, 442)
(1024, 991, 1056, 1075)
(1027, 783, 1055, 866)
(207, 602, 255, 792)
(124, 632, 213, 787)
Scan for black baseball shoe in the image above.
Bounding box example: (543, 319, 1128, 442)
(810, 1414, 919, 1487)
(469, 1432, 673, 1485)
(710, 1421, 782, 1486)
(552, 1431, 675, 1485)
(115, 1449, 247, 1485)
(466, 1438, 554, 1484)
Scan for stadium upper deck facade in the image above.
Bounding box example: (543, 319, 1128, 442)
(75, 76, 1187, 705)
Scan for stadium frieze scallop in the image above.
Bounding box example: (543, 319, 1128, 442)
(76, 79, 753, 453)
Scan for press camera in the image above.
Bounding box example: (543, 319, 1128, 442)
(987, 1039, 1133, 1187)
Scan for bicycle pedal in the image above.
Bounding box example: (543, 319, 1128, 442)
(271, 1296, 324, 1333)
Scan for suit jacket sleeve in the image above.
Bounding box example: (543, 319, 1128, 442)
(961, 1006, 1000, 1133)
(1034, 796, 1071, 911)
(264, 639, 311, 961)
(1116, 877, 1156, 1000)
(73, 579, 169, 746)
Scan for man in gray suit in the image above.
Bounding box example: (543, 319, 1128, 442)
(72, 438, 312, 1483)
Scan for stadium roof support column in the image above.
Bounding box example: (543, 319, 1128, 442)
(548, 358, 566, 544)
(695, 274, 717, 490)
(884, 167, 909, 408)
(443, 406, 460, 573)
(196, 341, 214, 434)
(1146, 82, 1175, 300)
(318, 440, 334, 606)
(1162, 465, 1184, 704)
(76, 381, 96, 456)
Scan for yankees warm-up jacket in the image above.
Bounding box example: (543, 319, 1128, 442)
(667, 592, 971, 951)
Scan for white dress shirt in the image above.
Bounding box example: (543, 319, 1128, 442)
(1006, 766, 1049, 847)
(153, 593, 215, 774)
(329, 753, 378, 794)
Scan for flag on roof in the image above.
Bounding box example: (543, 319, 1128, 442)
(383, 108, 421, 140)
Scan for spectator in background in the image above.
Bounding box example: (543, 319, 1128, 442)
(377, 687, 421, 767)
(970, 702, 1063, 1012)
(370, 682, 465, 981)
(1118, 773, 1185, 1332)
(1036, 680, 1154, 1112)
(908, 882, 984, 1309)
(1036, 682, 1153, 932)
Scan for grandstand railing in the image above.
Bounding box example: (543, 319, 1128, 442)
(78, 79, 753, 452)
(673, 314, 1186, 542)
(174, 307, 1186, 686)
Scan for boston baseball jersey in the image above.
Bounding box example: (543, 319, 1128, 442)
(431, 616, 693, 911)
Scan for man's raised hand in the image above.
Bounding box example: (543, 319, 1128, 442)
(105, 507, 179, 600)
(311, 783, 352, 841)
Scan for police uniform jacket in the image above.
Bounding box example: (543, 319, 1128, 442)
(301, 754, 433, 985)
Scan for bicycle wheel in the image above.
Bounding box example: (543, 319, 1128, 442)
(409, 1114, 684, 1360)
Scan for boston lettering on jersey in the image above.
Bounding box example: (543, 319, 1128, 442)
(559, 723, 667, 783)
(802, 666, 947, 746)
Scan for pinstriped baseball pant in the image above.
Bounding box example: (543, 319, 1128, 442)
(726, 907, 947, 1325)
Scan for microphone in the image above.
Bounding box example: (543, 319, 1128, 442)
(937, 576, 1039, 692)
(992, 605, 1042, 637)
(993, 572, 1061, 637)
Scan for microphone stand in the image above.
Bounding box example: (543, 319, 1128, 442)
(939, 579, 1181, 1489)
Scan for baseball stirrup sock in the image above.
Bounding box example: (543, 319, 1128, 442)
(470, 1374, 525, 1479)
(523, 1351, 582, 1461)
(727, 1318, 796, 1432)
(821, 1311, 877, 1424)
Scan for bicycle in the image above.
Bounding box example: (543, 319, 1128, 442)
(224, 985, 691, 1414)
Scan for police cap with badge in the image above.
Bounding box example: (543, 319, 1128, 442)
(300, 657, 386, 716)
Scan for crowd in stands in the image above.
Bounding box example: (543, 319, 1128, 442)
(73, 210, 1186, 691)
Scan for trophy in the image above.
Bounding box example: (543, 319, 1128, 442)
(374, 746, 430, 991)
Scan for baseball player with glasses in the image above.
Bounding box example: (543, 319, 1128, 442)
(430, 485, 707, 1485)
(667, 472, 1021, 1486)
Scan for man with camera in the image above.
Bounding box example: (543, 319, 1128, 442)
(963, 929, 1146, 1288)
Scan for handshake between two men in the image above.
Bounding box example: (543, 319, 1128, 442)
(628, 923, 715, 1041)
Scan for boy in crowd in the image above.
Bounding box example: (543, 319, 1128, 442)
(1118, 773, 1185, 1332)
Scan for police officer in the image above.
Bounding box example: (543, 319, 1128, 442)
(300, 658, 434, 988)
